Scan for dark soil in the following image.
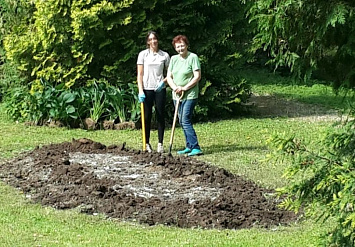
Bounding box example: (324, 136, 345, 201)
(0, 138, 298, 230)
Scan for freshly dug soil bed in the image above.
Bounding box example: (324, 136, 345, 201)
(0, 138, 298, 229)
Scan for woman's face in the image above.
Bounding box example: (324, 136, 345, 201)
(147, 33, 158, 50)
(174, 41, 188, 57)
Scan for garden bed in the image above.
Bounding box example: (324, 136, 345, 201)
(0, 138, 298, 229)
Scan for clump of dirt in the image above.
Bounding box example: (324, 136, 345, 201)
(0, 138, 298, 229)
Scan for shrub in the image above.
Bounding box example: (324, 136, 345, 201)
(268, 110, 355, 246)
(2, 0, 252, 121)
(4, 85, 34, 122)
(0, 54, 25, 102)
(4, 79, 140, 127)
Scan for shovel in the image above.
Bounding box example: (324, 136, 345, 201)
(141, 102, 146, 151)
(168, 92, 184, 155)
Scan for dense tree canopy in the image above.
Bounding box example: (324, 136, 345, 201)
(2, 0, 251, 88)
(1, 0, 251, 120)
(249, 0, 355, 89)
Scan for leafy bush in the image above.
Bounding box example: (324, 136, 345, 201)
(0, 54, 25, 102)
(4, 79, 140, 127)
(268, 112, 355, 246)
(0, 0, 33, 102)
(4, 79, 80, 125)
(197, 68, 251, 121)
(4, 85, 33, 121)
(2, 0, 252, 121)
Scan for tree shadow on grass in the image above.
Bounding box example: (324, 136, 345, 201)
(244, 95, 340, 120)
(202, 144, 265, 155)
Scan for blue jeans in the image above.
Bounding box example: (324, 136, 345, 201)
(174, 98, 200, 150)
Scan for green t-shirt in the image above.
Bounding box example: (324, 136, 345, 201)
(168, 52, 201, 100)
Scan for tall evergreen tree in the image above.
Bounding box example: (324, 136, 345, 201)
(249, 0, 355, 89)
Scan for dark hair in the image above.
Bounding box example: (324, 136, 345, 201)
(146, 31, 159, 48)
(172, 35, 189, 47)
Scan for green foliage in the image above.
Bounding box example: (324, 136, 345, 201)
(249, 0, 355, 89)
(2, 0, 251, 121)
(268, 115, 355, 246)
(2, 0, 147, 88)
(48, 89, 78, 123)
(105, 85, 125, 122)
(4, 79, 139, 126)
(88, 82, 107, 122)
(0, 51, 25, 102)
(0, 0, 29, 100)
(3, 85, 33, 121)
(197, 71, 251, 120)
(157, 0, 253, 119)
(4, 79, 82, 125)
(105, 82, 139, 122)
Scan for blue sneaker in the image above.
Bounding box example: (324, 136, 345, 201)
(188, 149, 203, 156)
(177, 148, 191, 155)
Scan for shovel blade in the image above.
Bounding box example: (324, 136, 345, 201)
(168, 144, 173, 155)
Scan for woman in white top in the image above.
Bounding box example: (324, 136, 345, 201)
(137, 31, 170, 153)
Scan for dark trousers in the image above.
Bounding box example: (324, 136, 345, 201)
(143, 89, 166, 144)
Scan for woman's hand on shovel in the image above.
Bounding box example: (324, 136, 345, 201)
(174, 86, 184, 94)
(138, 93, 145, 103)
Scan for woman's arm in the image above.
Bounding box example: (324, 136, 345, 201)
(137, 64, 144, 94)
(181, 69, 201, 92)
(167, 70, 177, 91)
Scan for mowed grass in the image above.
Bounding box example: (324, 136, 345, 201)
(0, 71, 345, 246)
(241, 68, 354, 111)
(0, 182, 327, 247)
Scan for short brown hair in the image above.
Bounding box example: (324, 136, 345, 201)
(172, 35, 189, 47)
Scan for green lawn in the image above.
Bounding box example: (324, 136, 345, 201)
(0, 71, 345, 246)
(241, 68, 353, 111)
(0, 182, 327, 247)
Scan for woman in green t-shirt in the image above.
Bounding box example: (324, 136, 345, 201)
(166, 35, 203, 156)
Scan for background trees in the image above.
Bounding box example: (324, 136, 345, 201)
(248, 1, 355, 245)
(1, 0, 252, 123)
(249, 0, 355, 89)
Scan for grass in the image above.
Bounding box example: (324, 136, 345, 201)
(198, 118, 331, 188)
(0, 69, 347, 246)
(0, 184, 328, 247)
(241, 68, 354, 111)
